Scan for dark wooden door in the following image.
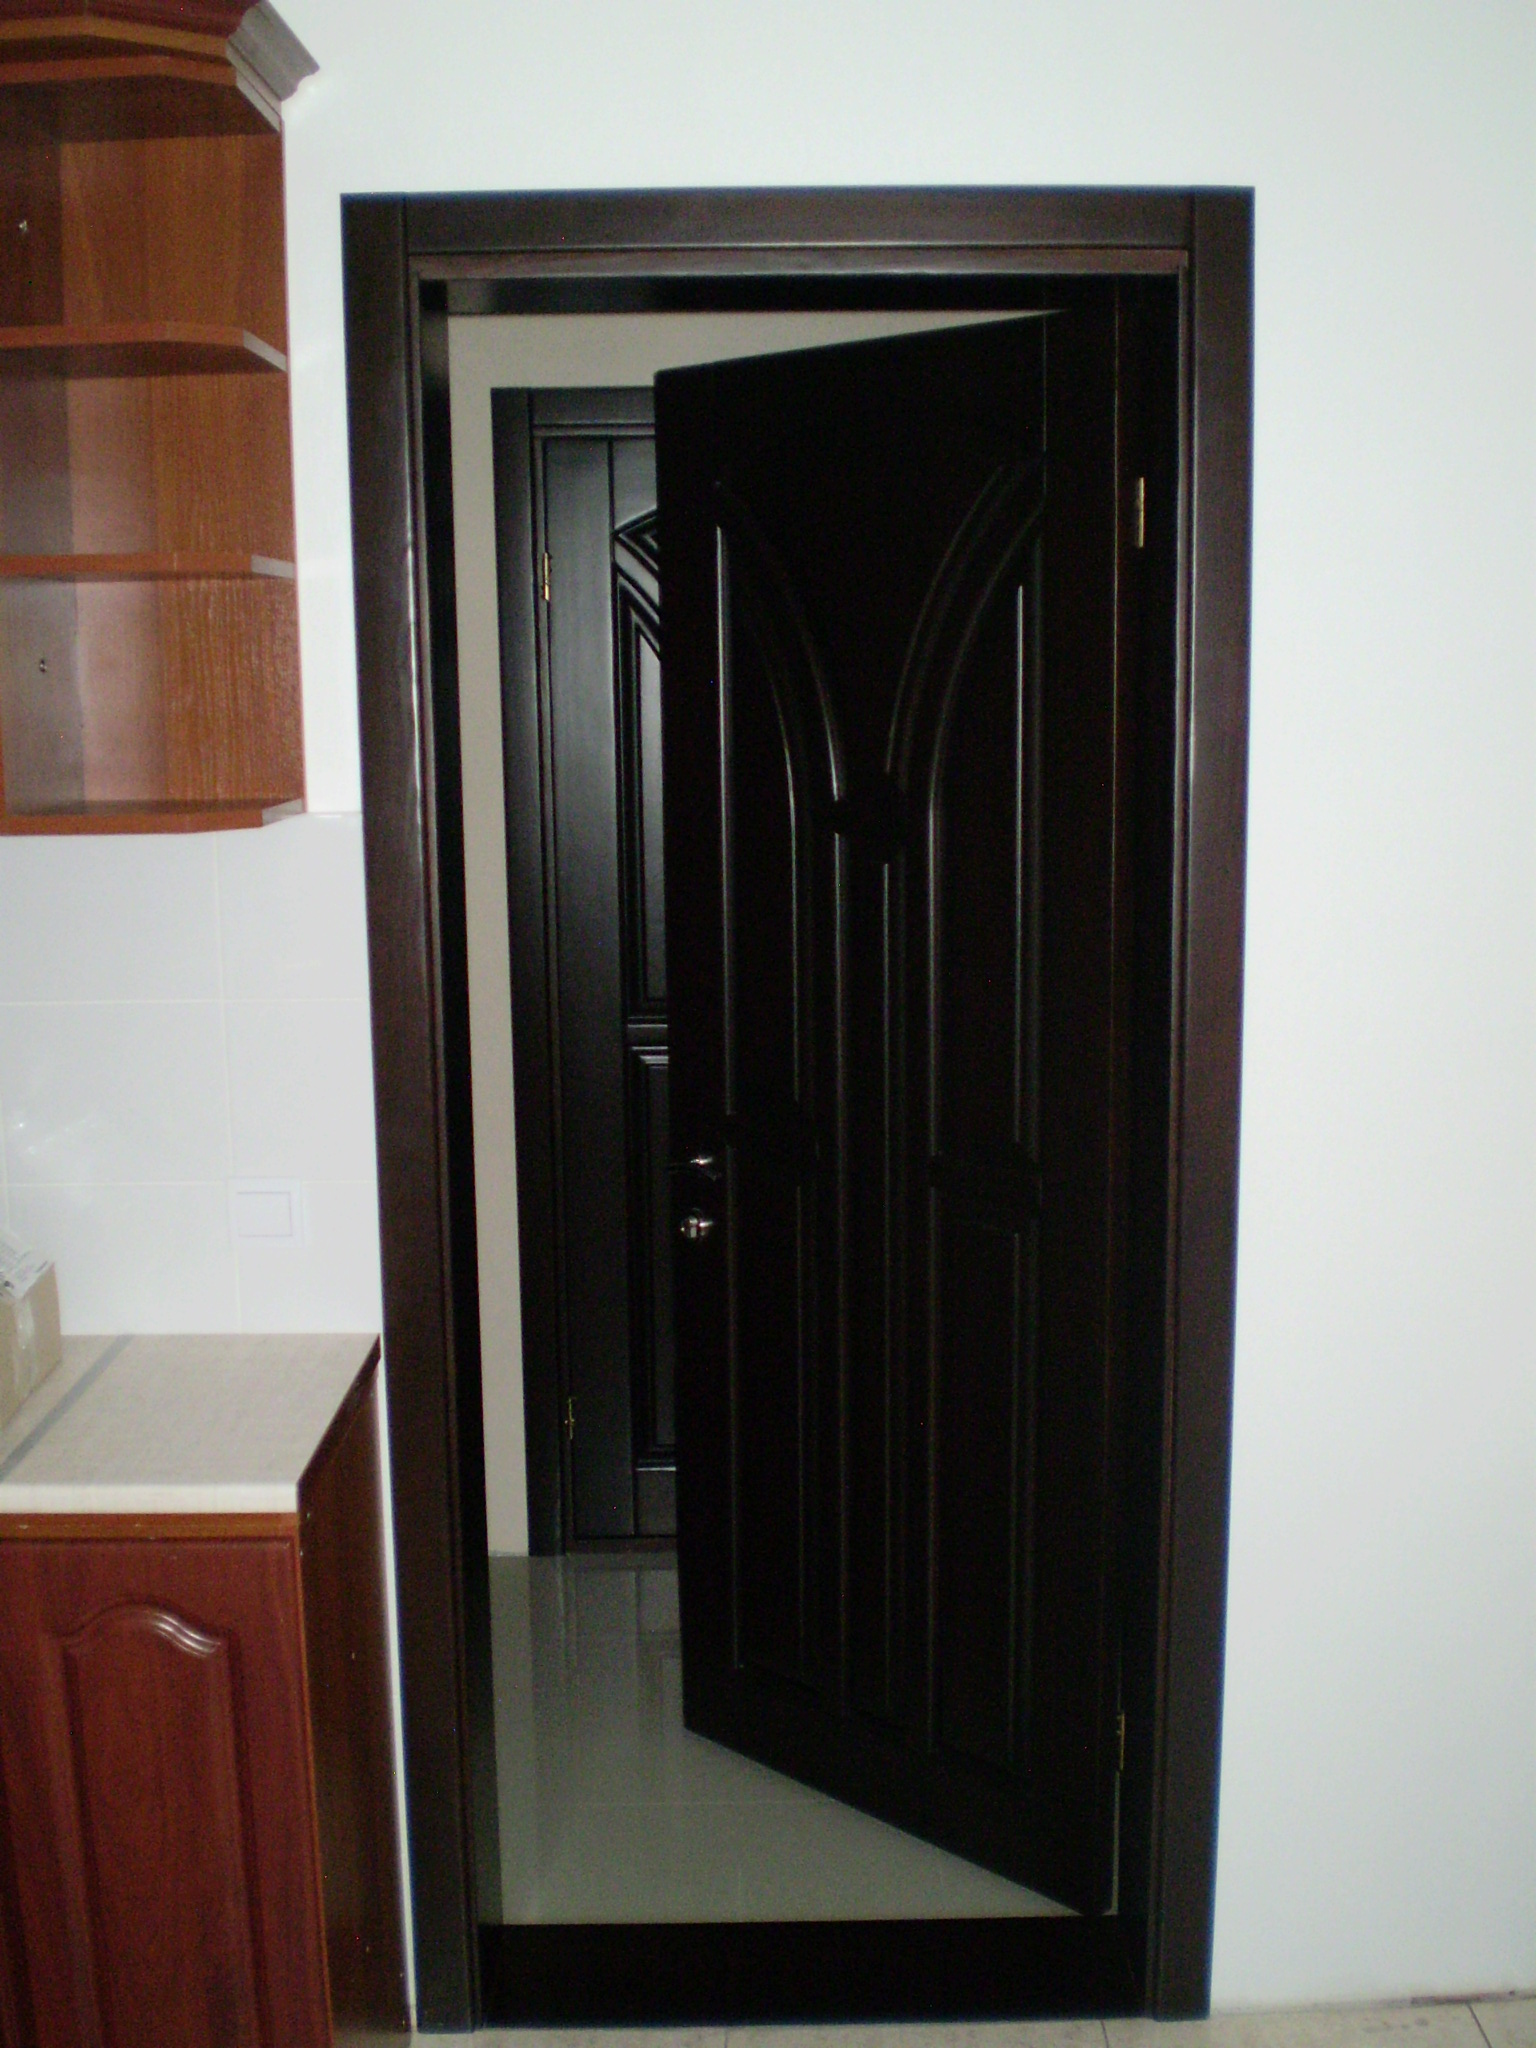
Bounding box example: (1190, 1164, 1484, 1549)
(0, 1538, 329, 2048)
(657, 303, 1129, 1914)
(496, 390, 675, 1547)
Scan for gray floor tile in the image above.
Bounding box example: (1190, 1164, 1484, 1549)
(729, 2026, 1106, 2048)
(1107, 2002, 1487, 2047)
(490, 1554, 1063, 1922)
(1474, 2000, 1536, 2048)
(410, 2014, 1529, 2048)
(415, 2034, 726, 2048)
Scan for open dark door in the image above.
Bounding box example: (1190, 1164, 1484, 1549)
(657, 301, 1129, 1916)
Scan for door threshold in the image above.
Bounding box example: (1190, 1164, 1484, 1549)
(479, 1916, 1143, 2025)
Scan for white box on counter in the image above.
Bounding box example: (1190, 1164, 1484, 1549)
(0, 1234, 63, 1433)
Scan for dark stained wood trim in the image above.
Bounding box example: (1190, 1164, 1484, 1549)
(1144, 189, 1253, 2016)
(342, 196, 480, 2029)
(431, 248, 1188, 288)
(343, 187, 1252, 2029)
(405, 187, 1194, 256)
(417, 272, 504, 1931)
(481, 1916, 1140, 2025)
(296, 1359, 410, 2039)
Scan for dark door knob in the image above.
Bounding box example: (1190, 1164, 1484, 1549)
(679, 1212, 716, 1241)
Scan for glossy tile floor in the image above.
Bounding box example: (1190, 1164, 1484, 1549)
(487, 1553, 1066, 1922)
(418, 1997, 1536, 2045)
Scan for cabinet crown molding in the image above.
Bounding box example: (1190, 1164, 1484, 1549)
(0, 0, 316, 105)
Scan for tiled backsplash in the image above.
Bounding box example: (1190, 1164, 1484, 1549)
(0, 816, 381, 1334)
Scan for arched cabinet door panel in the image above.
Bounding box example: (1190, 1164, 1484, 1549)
(0, 1541, 330, 2048)
(57, 1603, 268, 2048)
(657, 303, 1127, 1914)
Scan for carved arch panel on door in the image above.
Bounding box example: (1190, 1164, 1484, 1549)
(615, 506, 667, 1021)
(888, 459, 1050, 1784)
(713, 482, 844, 1689)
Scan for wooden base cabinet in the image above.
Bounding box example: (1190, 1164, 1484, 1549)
(0, 1363, 407, 2047)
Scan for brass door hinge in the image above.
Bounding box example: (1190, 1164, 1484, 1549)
(541, 551, 552, 602)
(1130, 477, 1146, 550)
(564, 1395, 575, 1442)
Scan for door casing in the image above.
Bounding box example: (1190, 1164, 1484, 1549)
(341, 187, 1252, 2030)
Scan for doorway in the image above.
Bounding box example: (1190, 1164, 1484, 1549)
(343, 187, 1251, 2031)
(480, 315, 1015, 1560)
(468, 312, 1106, 1940)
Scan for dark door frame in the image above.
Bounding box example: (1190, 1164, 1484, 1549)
(342, 187, 1252, 2032)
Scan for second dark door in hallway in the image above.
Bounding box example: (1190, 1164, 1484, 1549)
(497, 389, 674, 1547)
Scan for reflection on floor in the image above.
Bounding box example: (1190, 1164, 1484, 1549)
(488, 1552, 1069, 1923)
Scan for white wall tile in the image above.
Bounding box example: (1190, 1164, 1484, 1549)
(0, 1003, 229, 1186)
(0, 825, 387, 1338)
(10, 1182, 240, 1333)
(224, 999, 377, 1180)
(236, 1178, 383, 1331)
(0, 836, 220, 1002)
(218, 813, 371, 1000)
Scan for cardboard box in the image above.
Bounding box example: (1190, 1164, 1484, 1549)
(0, 1264, 62, 1433)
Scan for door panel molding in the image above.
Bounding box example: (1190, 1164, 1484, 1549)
(712, 497, 842, 1692)
(342, 187, 1252, 2029)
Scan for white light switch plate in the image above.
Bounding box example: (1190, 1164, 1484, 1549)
(229, 1179, 307, 1244)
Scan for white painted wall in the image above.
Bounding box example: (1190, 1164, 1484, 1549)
(0, 0, 1525, 2012)
(278, 0, 1536, 2006)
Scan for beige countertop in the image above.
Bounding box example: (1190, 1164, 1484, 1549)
(0, 1333, 379, 1516)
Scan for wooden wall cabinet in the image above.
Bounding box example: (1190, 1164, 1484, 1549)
(0, 0, 315, 832)
(0, 1350, 407, 2048)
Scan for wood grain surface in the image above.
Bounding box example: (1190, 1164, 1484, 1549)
(0, 551, 293, 576)
(0, 1, 247, 41)
(297, 1362, 411, 2042)
(0, 59, 269, 142)
(0, 320, 286, 373)
(0, 794, 300, 830)
(0, 1536, 331, 2047)
(0, 63, 300, 825)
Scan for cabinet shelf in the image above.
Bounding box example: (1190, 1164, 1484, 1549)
(0, 552, 295, 582)
(0, 323, 287, 377)
(0, 797, 303, 835)
(0, 6, 314, 833)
